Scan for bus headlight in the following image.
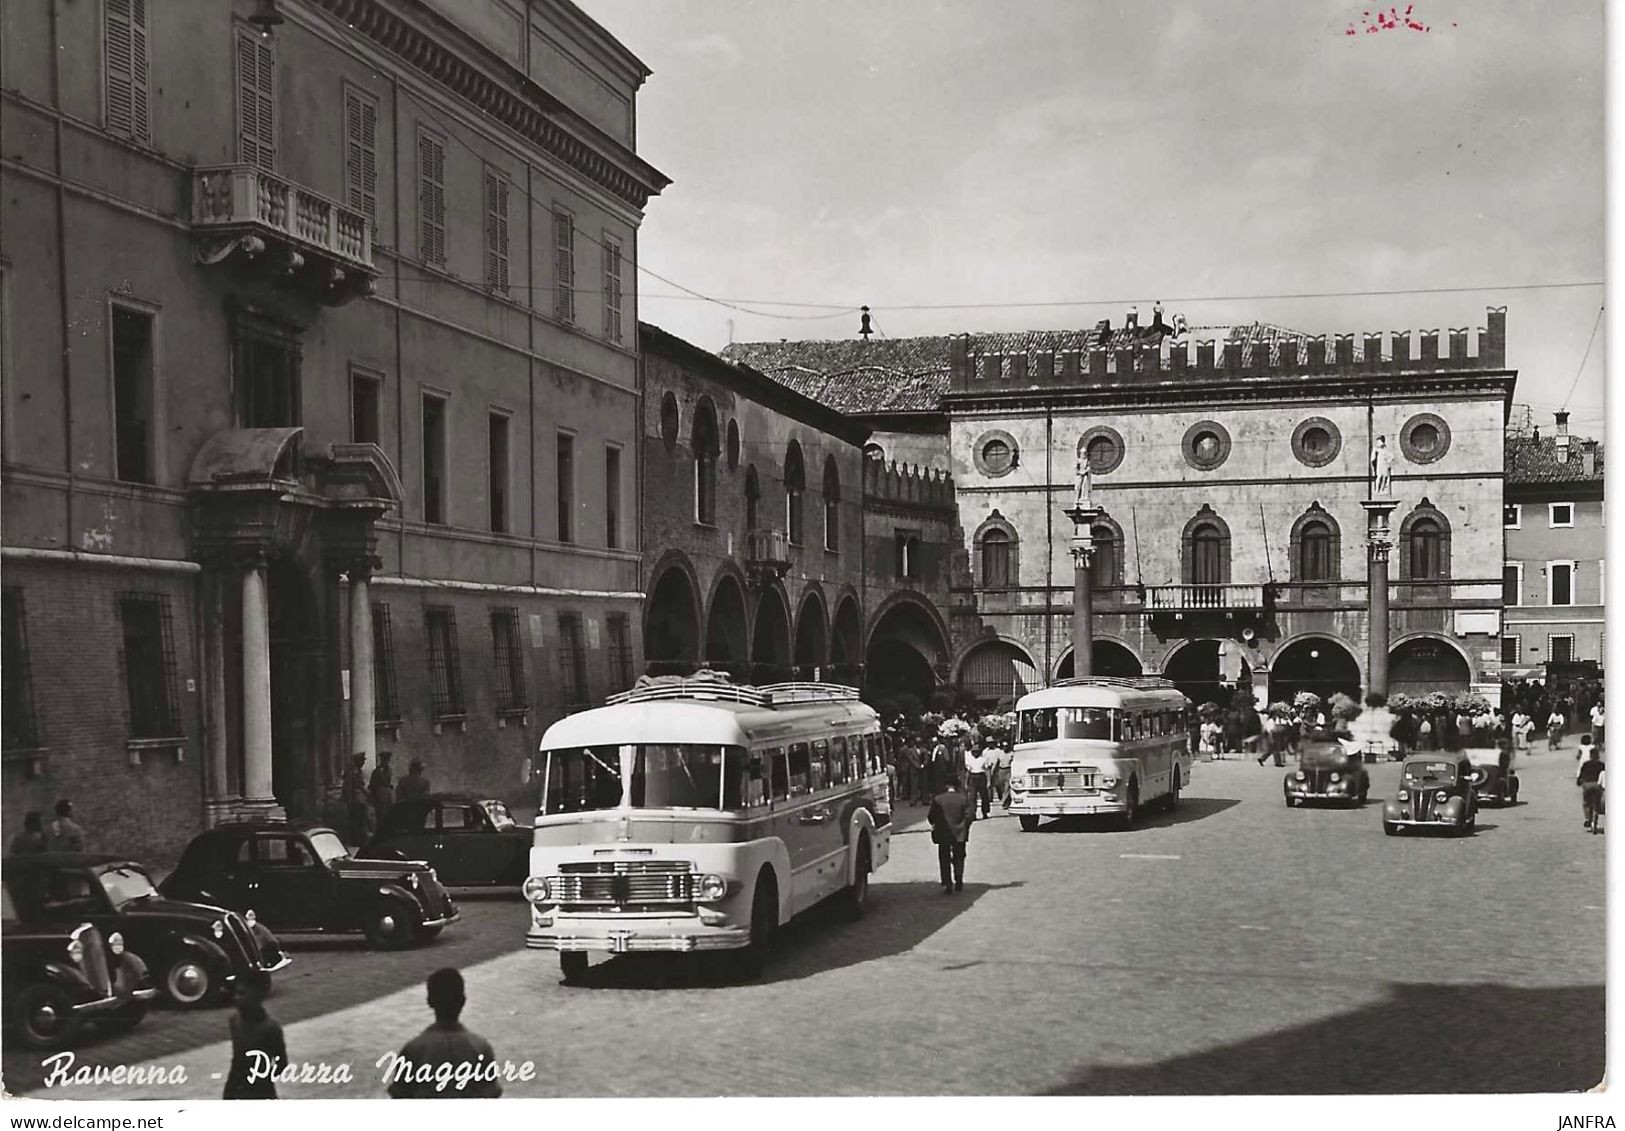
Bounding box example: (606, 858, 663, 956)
(1100, 776, 1119, 788)
(521, 876, 552, 904)
(697, 874, 727, 902)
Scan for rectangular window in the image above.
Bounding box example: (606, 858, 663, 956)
(3, 589, 39, 751)
(604, 445, 621, 549)
(343, 85, 378, 226)
(104, 0, 150, 143)
(552, 208, 575, 322)
(238, 333, 299, 429)
(1503, 503, 1521, 529)
(491, 607, 526, 712)
(118, 592, 180, 738)
(112, 305, 155, 484)
(786, 742, 811, 795)
(1502, 563, 1521, 607)
(350, 369, 380, 446)
(602, 235, 623, 341)
(424, 606, 465, 717)
(371, 602, 400, 722)
(418, 129, 446, 266)
(1550, 561, 1574, 607)
(1549, 503, 1575, 528)
(422, 394, 446, 525)
(809, 738, 830, 791)
(556, 432, 575, 543)
(605, 612, 632, 694)
(1549, 634, 1576, 664)
(558, 612, 588, 709)
(768, 748, 788, 802)
(235, 29, 275, 170)
(484, 169, 510, 293)
(488, 412, 510, 534)
(1500, 635, 1520, 665)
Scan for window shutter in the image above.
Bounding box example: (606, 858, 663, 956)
(345, 89, 377, 223)
(419, 132, 445, 265)
(105, 0, 149, 142)
(129, 0, 149, 141)
(237, 31, 274, 170)
(553, 210, 574, 322)
(602, 239, 623, 341)
(485, 171, 509, 292)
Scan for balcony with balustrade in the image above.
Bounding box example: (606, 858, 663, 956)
(745, 528, 791, 588)
(1145, 583, 1271, 616)
(190, 165, 377, 305)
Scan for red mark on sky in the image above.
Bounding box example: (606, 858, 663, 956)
(1345, 4, 1434, 36)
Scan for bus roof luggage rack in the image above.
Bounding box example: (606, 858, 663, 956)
(1050, 676, 1178, 691)
(757, 682, 862, 706)
(605, 672, 771, 707)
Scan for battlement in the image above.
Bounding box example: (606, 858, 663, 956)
(863, 457, 955, 509)
(948, 308, 1507, 393)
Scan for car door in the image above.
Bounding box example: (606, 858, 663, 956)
(430, 803, 487, 885)
(248, 834, 327, 929)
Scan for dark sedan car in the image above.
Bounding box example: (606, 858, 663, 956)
(4, 854, 289, 1008)
(1466, 747, 1520, 807)
(160, 821, 458, 949)
(359, 795, 531, 886)
(1283, 733, 1371, 807)
(1383, 753, 1478, 836)
(3, 887, 157, 1049)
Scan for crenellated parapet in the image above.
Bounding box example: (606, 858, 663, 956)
(948, 308, 1507, 393)
(863, 458, 955, 511)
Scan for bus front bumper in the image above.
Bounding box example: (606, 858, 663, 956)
(527, 917, 752, 954)
(1008, 794, 1126, 816)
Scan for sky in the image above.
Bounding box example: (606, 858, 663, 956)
(582, 0, 1605, 437)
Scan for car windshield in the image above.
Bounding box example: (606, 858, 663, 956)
(96, 865, 158, 907)
(1299, 741, 1355, 768)
(1404, 761, 1458, 785)
(481, 800, 517, 830)
(542, 745, 751, 813)
(307, 831, 350, 863)
(1018, 707, 1120, 742)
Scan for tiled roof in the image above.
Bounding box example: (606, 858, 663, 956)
(722, 319, 1290, 415)
(1505, 433, 1604, 484)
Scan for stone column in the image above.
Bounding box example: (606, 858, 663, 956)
(348, 568, 376, 774)
(241, 555, 276, 804)
(1065, 504, 1104, 679)
(1362, 500, 1399, 698)
(204, 570, 231, 816)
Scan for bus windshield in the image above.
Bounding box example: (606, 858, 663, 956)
(543, 745, 751, 813)
(1018, 706, 1120, 743)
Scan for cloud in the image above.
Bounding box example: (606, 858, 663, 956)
(672, 31, 742, 68)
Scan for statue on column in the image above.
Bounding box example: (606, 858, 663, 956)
(1370, 434, 1394, 498)
(1074, 447, 1093, 510)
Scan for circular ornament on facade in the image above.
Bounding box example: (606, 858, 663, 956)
(660, 392, 680, 452)
(1078, 425, 1126, 475)
(726, 418, 741, 471)
(1291, 417, 1342, 468)
(973, 429, 1020, 478)
(1400, 412, 1450, 464)
(1181, 420, 1232, 471)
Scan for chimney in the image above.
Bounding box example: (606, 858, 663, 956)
(1582, 439, 1598, 479)
(1125, 305, 1138, 332)
(1555, 411, 1571, 462)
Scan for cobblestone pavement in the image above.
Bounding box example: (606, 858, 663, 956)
(7, 742, 1604, 1098)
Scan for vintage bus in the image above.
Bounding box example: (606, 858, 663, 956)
(1007, 676, 1194, 831)
(522, 675, 891, 981)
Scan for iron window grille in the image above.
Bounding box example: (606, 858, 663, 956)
(491, 607, 527, 712)
(558, 612, 589, 710)
(1500, 635, 1521, 665)
(424, 605, 465, 717)
(371, 602, 400, 722)
(2, 588, 40, 751)
(1549, 634, 1576, 664)
(116, 592, 181, 738)
(606, 613, 633, 694)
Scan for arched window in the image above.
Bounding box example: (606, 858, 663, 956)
(744, 465, 760, 531)
(981, 529, 1011, 589)
(1409, 518, 1444, 579)
(863, 442, 885, 462)
(1182, 506, 1232, 588)
(1089, 524, 1117, 590)
(822, 456, 841, 552)
(1298, 520, 1334, 581)
(784, 442, 805, 545)
(692, 400, 719, 525)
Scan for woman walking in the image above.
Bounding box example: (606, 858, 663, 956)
(223, 987, 287, 1100)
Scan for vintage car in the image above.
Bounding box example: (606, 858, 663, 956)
(1465, 746, 1520, 807)
(1382, 753, 1478, 836)
(1283, 732, 1371, 807)
(359, 794, 531, 886)
(4, 853, 289, 1008)
(2, 886, 158, 1049)
(159, 820, 458, 949)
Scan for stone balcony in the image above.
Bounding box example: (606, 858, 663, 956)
(745, 528, 791, 587)
(1146, 583, 1269, 613)
(191, 165, 377, 305)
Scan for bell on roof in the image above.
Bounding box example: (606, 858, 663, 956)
(859, 306, 873, 341)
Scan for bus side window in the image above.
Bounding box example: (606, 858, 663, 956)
(859, 734, 875, 776)
(787, 742, 811, 795)
(829, 736, 850, 785)
(769, 747, 790, 802)
(810, 739, 831, 790)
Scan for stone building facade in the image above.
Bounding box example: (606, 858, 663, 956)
(0, 0, 666, 858)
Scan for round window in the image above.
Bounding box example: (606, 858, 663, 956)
(982, 439, 1012, 474)
(1086, 435, 1117, 470)
(1411, 422, 1439, 453)
(1400, 412, 1451, 464)
(1181, 420, 1232, 471)
(1291, 417, 1342, 468)
(726, 418, 741, 471)
(659, 393, 680, 452)
(972, 430, 1020, 478)
(1076, 425, 1126, 475)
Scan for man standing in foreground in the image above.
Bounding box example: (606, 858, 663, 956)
(386, 968, 503, 1099)
(965, 740, 994, 820)
(927, 778, 975, 894)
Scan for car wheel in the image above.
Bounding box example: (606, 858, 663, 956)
(559, 951, 590, 984)
(1018, 815, 1040, 832)
(1285, 796, 1297, 808)
(14, 984, 83, 1050)
(838, 839, 871, 921)
(414, 924, 445, 945)
(162, 956, 218, 1008)
(363, 904, 419, 950)
(737, 871, 777, 980)
(97, 1001, 149, 1035)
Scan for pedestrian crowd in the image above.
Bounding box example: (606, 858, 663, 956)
(343, 750, 433, 847)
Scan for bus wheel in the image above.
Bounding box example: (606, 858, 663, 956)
(1019, 815, 1040, 832)
(1120, 782, 1139, 830)
(839, 839, 870, 921)
(559, 951, 589, 984)
(739, 872, 777, 980)
(1166, 772, 1181, 812)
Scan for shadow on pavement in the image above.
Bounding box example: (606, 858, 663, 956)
(564, 880, 1025, 991)
(1030, 798, 1241, 833)
(1044, 981, 1604, 1094)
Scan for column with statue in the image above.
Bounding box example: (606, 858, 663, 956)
(1362, 435, 1399, 698)
(1065, 446, 1105, 679)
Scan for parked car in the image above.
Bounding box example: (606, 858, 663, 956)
(4, 854, 289, 1009)
(1382, 753, 1478, 836)
(159, 821, 458, 949)
(3, 884, 157, 1049)
(1465, 747, 1519, 807)
(1283, 732, 1370, 807)
(359, 794, 531, 886)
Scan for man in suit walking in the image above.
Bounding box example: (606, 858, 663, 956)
(927, 778, 975, 894)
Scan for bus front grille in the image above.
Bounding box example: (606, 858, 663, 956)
(554, 860, 696, 906)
